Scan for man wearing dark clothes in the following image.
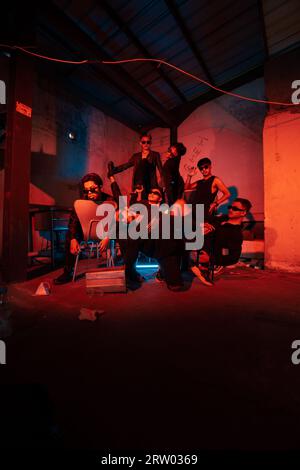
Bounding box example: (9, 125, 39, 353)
(163, 142, 186, 206)
(54, 173, 114, 285)
(108, 171, 185, 291)
(191, 198, 252, 286)
(108, 133, 163, 203)
(185, 157, 230, 220)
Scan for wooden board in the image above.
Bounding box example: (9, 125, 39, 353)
(85, 265, 126, 293)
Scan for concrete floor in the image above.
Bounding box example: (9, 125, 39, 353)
(1, 263, 300, 450)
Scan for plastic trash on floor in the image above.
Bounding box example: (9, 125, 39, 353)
(34, 282, 51, 296)
(79, 307, 105, 321)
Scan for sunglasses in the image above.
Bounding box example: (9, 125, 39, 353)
(199, 165, 209, 171)
(228, 205, 244, 212)
(83, 187, 99, 194)
(150, 190, 161, 197)
(141, 140, 151, 144)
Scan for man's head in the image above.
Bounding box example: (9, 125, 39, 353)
(140, 132, 152, 151)
(197, 157, 212, 178)
(169, 142, 187, 157)
(228, 198, 252, 220)
(80, 173, 103, 201)
(147, 187, 163, 205)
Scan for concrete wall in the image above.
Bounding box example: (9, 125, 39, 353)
(177, 79, 266, 220)
(30, 79, 139, 207)
(264, 112, 300, 271)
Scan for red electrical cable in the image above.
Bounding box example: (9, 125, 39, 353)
(2, 45, 299, 107)
(103, 58, 298, 107)
(16, 46, 89, 64)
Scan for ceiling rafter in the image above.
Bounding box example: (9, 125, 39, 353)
(38, 2, 176, 127)
(257, 0, 269, 60)
(164, 0, 215, 86)
(99, 0, 187, 104)
(173, 64, 264, 126)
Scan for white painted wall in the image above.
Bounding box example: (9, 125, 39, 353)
(177, 79, 265, 220)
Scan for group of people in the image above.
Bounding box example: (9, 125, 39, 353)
(54, 132, 252, 290)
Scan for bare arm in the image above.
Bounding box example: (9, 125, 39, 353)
(184, 174, 197, 191)
(213, 177, 230, 206)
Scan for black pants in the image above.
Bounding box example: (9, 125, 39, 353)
(64, 232, 77, 270)
(122, 238, 183, 286)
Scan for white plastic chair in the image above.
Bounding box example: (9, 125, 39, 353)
(72, 199, 117, 281)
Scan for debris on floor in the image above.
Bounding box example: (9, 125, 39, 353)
(79, 307, 105, 321)
(33, 282, 51, 296)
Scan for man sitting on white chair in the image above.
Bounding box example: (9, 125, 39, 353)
(54, 173, 114, 284)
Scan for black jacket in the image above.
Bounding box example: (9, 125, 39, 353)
(205, 215, 243, 266)
(113, 151, 163, 192)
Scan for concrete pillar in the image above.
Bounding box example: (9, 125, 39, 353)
(263, 48, 300, 271)
(2, 53, 34, 281)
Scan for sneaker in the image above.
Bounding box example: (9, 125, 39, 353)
(127, 269, 145, 284)
(53, 268, 73, 285)
(167, 283, 184, 292)
(190, 266, 213, 287)
(155, 269, 165, 283)
(214, 266, 225, 276)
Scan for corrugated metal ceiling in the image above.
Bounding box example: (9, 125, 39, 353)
(35, 0, 300, 130)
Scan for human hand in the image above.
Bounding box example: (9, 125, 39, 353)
(209, 202, 218, 214)
(70, 238, 80, 255)
(107, 161, 115, 178)
(99, 237, 110, 252)
(203, 223, 215, 235)
(186, 165, 197, 177)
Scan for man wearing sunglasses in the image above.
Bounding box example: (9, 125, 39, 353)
(185, 157, 230, 220)
(108, 172, 185, 291)
(54, 173, 114, 284)
(191, 198, 252, 285)
(107, 133, 163, 203)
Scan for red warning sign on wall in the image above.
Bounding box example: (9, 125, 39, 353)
(16, 101, 32, 118)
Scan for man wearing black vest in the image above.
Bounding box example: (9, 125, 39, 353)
(185, 157, 230, 220)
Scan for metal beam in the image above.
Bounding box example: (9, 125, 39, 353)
(164, 0, 215, 85)
(257, 0, 269, 60)
(173, 64, 264, 126)
(99, 0, 187, 104)
(170, 126, 177, 145)
(38, 2, 176, 127)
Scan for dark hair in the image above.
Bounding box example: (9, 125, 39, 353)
(140, 132, 152, 141)
(150, 186, 163, 197)
(79, 173, 103, 197)
(234, 198, 252, 213)
(150, 186, 165, 203)
(197, 157, 211, 168)
(172, 142, 186, 156)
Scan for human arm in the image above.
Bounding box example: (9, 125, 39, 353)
(184, 166, 198, 190)
(155, 152, 164, 186)
(111, 154, 135, 174)
(209, 177, 230, 214)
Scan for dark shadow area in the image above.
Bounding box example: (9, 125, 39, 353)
(2, 266, 300, 451)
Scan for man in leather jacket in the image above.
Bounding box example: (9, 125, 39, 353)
(108, 133, 163, 203)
